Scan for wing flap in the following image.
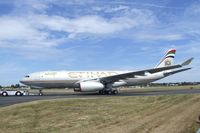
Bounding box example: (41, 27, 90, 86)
(164, 67, 192, 77)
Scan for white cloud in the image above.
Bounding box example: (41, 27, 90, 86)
(0, 1, 197, 58)
(13, 0, 49, 12)
(0, 17, 37, 40)
(0, 5, 158, 57)
(184, 3, 200, 17)
(0, 15, 65, 59)
(30, 9, 156, 35)
(93, 5, 129, 13)
(135, 34, 183, 41)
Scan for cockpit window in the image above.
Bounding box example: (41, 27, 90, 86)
(25, 75, 30, 78)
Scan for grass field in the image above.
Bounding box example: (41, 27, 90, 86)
(0, 94, 200, 133)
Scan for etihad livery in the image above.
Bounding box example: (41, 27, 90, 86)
(20, 49, 193, 95)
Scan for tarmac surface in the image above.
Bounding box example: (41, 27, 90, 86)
(1, 89, 200, 107)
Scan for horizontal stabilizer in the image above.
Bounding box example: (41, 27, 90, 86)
(181, 58, 194, 66)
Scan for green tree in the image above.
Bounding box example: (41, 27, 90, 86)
(15, 84, 20, 88)
(11, 84, 15, 88)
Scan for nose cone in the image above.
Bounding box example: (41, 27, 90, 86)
(20, 74, 31, 85)
(20, 78, 25, 84)
(20, 77, 29, 85)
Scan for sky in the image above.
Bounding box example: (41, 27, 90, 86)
(0, 0, 199, 86)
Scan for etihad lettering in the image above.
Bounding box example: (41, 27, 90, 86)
(44, 72, 57, 76)
(68, 72, 78, 78)
(68, 72, 118, 78)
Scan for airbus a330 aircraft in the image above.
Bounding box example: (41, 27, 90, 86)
(20, 49, 193, 95)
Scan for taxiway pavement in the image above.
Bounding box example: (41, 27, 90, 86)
(0, 89, 200, 107)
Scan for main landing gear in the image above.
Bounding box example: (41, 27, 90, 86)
(38, 89, 44, 96)
(98, 89, 118, 95)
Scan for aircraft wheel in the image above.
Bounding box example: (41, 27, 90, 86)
(102, 90, 107, 95)
(39, 92, 43, 96)
(38, 89, 44, 96)
(112, 90, 118, 95)
(99, 90, 103, 95)
(107, 90, 112, 95)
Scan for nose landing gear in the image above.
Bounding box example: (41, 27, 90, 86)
(39, 89, 44, 96)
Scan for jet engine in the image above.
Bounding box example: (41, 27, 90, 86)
(74, 81, 104, 92)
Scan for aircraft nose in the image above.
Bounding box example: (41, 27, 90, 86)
(20, 75, 31, 85)
(20, 78, 27, 85)
(20, 79, 25, 84)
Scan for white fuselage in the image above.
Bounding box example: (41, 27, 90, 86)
(20, 71, 165, 88)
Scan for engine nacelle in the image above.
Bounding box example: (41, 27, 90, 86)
(75, 81, 104, 92)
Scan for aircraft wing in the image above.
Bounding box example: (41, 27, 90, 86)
(99, 58, 194, 83)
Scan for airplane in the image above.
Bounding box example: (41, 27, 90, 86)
(20, 49, 193, 95)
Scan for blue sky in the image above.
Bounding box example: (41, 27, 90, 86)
(0, 0, 199, 85)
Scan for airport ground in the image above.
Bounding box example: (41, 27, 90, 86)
(0, 86, 200, 133)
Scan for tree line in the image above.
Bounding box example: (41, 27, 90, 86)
(0, 84, 21, 89)
(150, 82, 200, 86)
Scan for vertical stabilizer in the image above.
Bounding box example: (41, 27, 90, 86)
(156, 49, 176, 68)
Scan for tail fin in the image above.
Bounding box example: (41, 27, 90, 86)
(155, 49, 176, 68)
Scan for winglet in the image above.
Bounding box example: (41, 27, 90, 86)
(181, 58, 194, 66)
